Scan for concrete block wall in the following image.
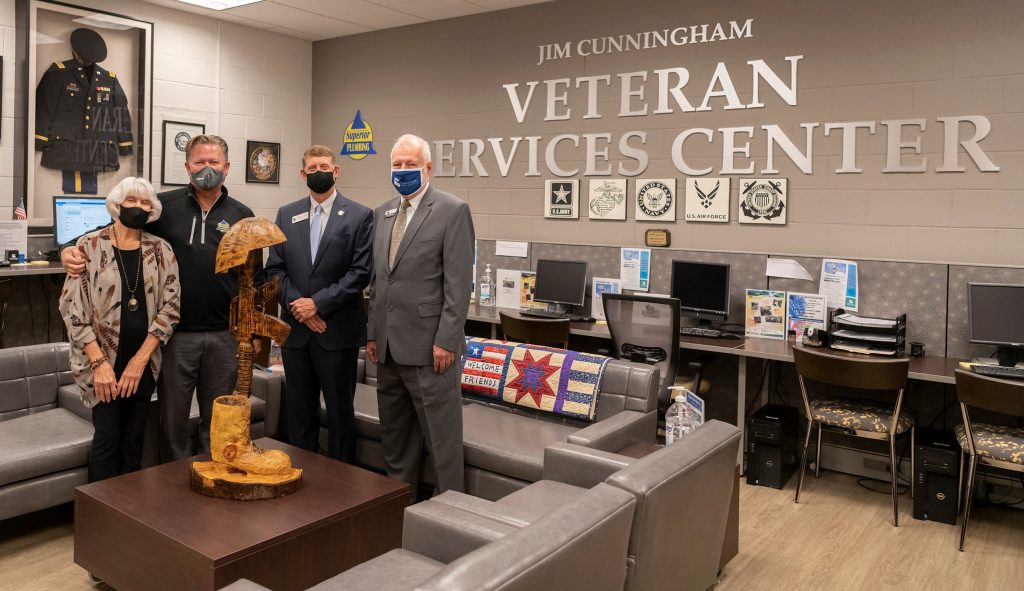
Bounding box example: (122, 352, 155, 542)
(0, 0, 311, 223)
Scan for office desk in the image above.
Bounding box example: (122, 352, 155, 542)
(0, 261, 66, 277)
(0, 262, 66, 347)
(464, 304, 962, 471)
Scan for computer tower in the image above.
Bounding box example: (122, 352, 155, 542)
(746, 404, 799, 489)
(913, 427, 960, 525)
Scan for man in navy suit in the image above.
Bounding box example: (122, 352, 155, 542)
(265, 145, 373, 462)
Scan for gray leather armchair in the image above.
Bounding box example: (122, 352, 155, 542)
(308, 482, 637, 591)
(409, 420, 741, 591)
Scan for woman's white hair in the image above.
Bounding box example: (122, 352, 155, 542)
(106, 177, 161, 223)
(390, 134, 432, 164)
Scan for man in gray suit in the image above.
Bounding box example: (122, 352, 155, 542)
(366, 134, 475, 495)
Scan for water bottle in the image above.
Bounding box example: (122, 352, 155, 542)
(479, 264, 495, 306)
(665, 394, 698, 445)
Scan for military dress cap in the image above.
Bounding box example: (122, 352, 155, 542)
(70, 28, 107, 64)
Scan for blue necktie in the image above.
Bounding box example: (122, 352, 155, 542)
(310, 204, 323, 263)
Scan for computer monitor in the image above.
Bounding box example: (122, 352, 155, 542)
(670, 260, 731, 327)
(533, 259, 588, 307)
(968, 283, 1024, 366)
(53, 196, 111, 246)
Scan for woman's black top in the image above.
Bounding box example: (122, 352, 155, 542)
(113, 247, 155, 392)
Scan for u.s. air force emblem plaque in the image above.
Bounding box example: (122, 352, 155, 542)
(634, 178, 676, 222)
(588, 179, 626, 220)
(685, 177, 730, 223)
(739, 178, 787, 225)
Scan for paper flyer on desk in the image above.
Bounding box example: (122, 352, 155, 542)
(620, 247, 650, 291)
(745, 289, 787, 339)
(819, 259, 858, 310)
(495, 269, 522, 309)
(0, 221, 28, 257)
(787, 292, 828, 335)
(591, 277, 621, 320)
(520, 271, 545, 310)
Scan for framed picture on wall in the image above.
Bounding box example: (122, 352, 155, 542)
(245, 141, 281, 184)
(22, 1, 154, 221)
(161, 121, 204, 186)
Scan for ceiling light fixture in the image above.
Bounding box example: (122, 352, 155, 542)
(173, 0, 264, 10)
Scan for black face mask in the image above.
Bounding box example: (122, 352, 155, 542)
(306, 170, 335, 195)
(119, 206, 149, 229)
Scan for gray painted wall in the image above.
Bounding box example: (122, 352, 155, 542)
(312, 0, 1024, 267)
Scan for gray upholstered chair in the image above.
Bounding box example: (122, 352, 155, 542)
(309, 482, 637, 591)
(954, 368, 1024, 551)
(407, 419, 741, 591)
(792, 345, 914, 527)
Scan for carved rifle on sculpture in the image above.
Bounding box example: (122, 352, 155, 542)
(190, 217, 302, 499)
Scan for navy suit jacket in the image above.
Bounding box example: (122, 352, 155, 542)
(266, 192, 373, 351)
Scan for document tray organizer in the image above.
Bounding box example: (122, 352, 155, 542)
(828, 309, 906, 357)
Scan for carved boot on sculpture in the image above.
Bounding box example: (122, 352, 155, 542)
(210, 394, 294, 476)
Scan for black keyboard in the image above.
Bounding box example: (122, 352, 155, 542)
(971, 364, 1024, 380)
(520, 308, 571, 320)
(679, 326, 722, 338)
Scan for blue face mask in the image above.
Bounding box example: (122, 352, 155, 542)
(391, 168, 423, 196)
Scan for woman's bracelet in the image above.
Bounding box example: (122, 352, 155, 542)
(89, 356, 108, 370)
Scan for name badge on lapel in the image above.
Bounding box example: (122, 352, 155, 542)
(292, 212, 309, 223)
(384, 208, 398, 218)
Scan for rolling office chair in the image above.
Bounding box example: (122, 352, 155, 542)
(953, 369, 1024, 551)
(602, 294, 709, 425)
(499, 312, 570, 349)
(792, 346, 914, 526)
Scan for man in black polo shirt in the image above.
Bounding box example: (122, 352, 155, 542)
(61, 134, 257, 459)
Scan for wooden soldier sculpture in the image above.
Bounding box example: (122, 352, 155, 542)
(190, 217, 301, 500)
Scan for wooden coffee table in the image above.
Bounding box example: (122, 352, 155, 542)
(74, 439, 409, 591)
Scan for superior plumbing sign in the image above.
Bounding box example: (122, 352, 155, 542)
(430, 18, 1000, 178)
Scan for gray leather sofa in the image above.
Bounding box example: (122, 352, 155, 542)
(409, 420, 741, 591)
(320, 350, 661, 500)
(0, 343, 88, 521)
(1, 343, 282, 521)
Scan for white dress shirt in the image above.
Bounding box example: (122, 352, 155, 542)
(400, 183, 429, 232)
(309, 189, 338, 239)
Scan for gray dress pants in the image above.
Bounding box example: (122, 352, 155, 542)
(158, 330, 239, 460)
(376, 354, 465, 496)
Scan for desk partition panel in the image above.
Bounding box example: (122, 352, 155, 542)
(947, 265, 1024, 360)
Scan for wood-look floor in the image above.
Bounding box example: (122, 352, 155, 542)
(1, 470, 1022, 591)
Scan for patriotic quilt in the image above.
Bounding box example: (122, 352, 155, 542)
(460, 337, 611, 422)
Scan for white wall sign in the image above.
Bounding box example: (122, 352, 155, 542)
(684, 177, 730, 223)
(738, 178, 787, 225)
(634, 178, 676, 222)
(588, 179, 627, 220)
(544, 179, 580, 218)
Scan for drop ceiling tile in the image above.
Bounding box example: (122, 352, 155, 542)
(340, 6, 427, 29)
(389, 0, 489, 21)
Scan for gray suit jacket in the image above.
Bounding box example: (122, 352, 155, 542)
(367, 185, 475, 366)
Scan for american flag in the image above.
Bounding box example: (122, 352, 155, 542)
(13, 198, 26, 220)
(461, 339, 513, 398)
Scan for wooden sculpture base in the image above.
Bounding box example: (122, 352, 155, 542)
(190, 461, 303, 500)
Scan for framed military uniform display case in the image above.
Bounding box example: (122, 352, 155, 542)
(22, 1, 153, 221)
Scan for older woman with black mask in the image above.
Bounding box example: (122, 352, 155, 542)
(59, 177, 180, 482)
